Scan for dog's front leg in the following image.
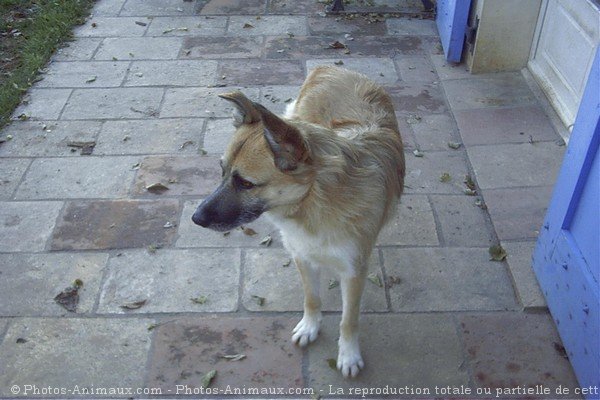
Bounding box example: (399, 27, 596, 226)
(337, 271, 366, 378)
(292, 257, 322, 347)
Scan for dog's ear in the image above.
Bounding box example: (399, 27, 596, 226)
(218, 91, 260, 127)
(255, 104, 308, 172)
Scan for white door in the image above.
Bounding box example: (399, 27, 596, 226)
(528, 0, 599, 133)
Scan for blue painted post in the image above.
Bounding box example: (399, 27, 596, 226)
(436, 0, 472, 62)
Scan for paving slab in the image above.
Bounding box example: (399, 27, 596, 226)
(395, 55, 437, 82)
(259, 86, 301, 115)
(0, 253, 108, 316)
(383, 247, 517, 311)
(483, 186, 554, 241)
(243, 248, 386, 312)
(269, 0, 324, 14)
(94, 37, 183, 60)
(404, 150, 470, 194)
(444, 73, 538, 110)
(307, 58, 399, 85)
(177, 200, 282, 248)
(0, 159, 30, 200)
(430, 54, 472, 80)
(467, 142, 564, 189)
(455, 106, 560, 146)
(95, 118, 203, 155)
(198, 0, 268, 15)
(227, 15, 308, 36)
(132, 155, 221, 197)
(120, 0, 196, 16)
(308, 314, 469, 396)
(147, 316, 303, 391)
(387, 18, 438, 36)
(61, 87, 163, 120)
(181, 36, 263, 59)
(124, 60, 218, 87)
(53, 38, 103, 61)
(0, 201, 62, 252)
(16, 156, 138, 200)
(37, 61, 129, 88)
(221, 60, 305, 86)
(501, 241, 547, 309)
(0, 318, 153, 396)
(0, 121, 102, 157)
(385, 81, 447, 115)
(308, 16, 387, 35)
(408, 113, 459, 151)
(98, 248, 240, 313)
(74, 16, 148, 37)
(377, 194, 439, 246)
(161, 87, 260, 118)
(92, 0, 127, 16)
(145, 16, 227, 36)
(459, 312, 579, 395)
(203, 118, 235, 155)
(12, 89, 71, 120)
(430, 195, 495, 247)
(50, 199, 179, 250)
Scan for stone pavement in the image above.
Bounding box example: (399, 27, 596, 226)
(0, 0, 581, 398)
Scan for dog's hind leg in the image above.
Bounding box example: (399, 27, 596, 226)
(292, 257, 322, 347)
(337, 271, 366, 378)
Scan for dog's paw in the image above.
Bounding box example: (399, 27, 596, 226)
(291, 315, 321, 347)
(337, 340, 364, 378)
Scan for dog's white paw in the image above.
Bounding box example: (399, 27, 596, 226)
(292, 314, 321, 347)
(337, 339, 364, 378)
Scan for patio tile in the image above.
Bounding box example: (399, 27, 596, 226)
(377, 194, 439, 246)
(242, 249, 386, 312)
(37, 61, 129, 88)
(94, 37, 183, 60)
(147, 316, 303, 391)
(12, 89, 71, 120)
(53, 38, 103, 61)
(227, 15, 308, 36)
(0, 121, 102, 157)
(95, 119, 203, 155)
(220, 60, 304, 86)
(404, 150, 470, 194)
(124, 60, 218, 86)
(198, 0, 268, 15)
(15, 157, 138, 200)
(145, 16, 227, 36)
(0, 253, 108, 316)
(308, 314, 468, 395)
(455, 106, 560, 146)
(50, 199, 180, 250)
(0, 159, 31, 200)
(269, 0, 325, 14)
(0, 201, 63, 252)
(259, 86, 301, 115)
(482, 186, 553, 240)
(93, 0, 127, 16)
(176, 200, 282, 248)
(120, 0, 196, 16)
(430, 195, 495, 247)
(181, 36, 263, 59)
(161, 87, 260, 118)
(501, 241, 547, 309)
(0, 318, 152, 396)
(459, 312, 579, 393)
(383, 247, 517, 311)
(444, 73, 538, 110)
(409, 113, 459, 151)
(61, 87, 163, 120)
(430, 54, 472, 80)
(387, 17, 438, 36)
(308, 16, 387, 35)
(74, 17, 147, 37)
(97, 249, 240, 313)
(307, 58, 398, 85)
(203, 118, 236, 155)
(385, 81, 447, 115)
(131, 156, 221, 197)
(467, 142, 564, 189)
(395, 55, 438, 82)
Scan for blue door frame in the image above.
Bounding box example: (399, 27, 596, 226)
(436, 0, 472, 62)
(533, 47, 600, 396)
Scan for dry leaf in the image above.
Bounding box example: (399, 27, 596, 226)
(439, 173, 451, 183)
(135, 21, 147, 26)
(489, 245, 507, 261)
(163, 221, 174, 228)
(85, 76, 97, 83)
(326, 358, 337, 370)
(243, 23, 254, 28)
(120, 299, 147, 310)
(464, 174, 476, 191)
(222, 354, 246, 361)
(413, 149, 424, 157)
(464, 189, 477, 196)
(282, 259, 292, 267)
(328, 279, 339, 290)
(241, 226, 257, 236)
(251, 295, 265, 306)
(145, 182, 169, 193)
(328, 40, 346, 49)
(447, 141, 462, 149)
(190, 295, 208, 304)
(259, 235, 272, 246)
(54, 282, 82, 312)
(367, 273, 383, 287)
(201, 370, 217, 388)
(334, 60, 344, 65)
(406, 114, 421, 124)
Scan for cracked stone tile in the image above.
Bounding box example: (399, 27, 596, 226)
(404, 150, 470, 194)
(94, 37, 183, 60)
(12, 89, 71, 120)
(385, 81, 447, 115)
(53, 38, 103, 61)
(501, 241, 546, 309)
(308, 15, 387, 35)
(124, 60, 218, 86)
(269, 0, 325, 14)
(181, 36, 262, 59)
(387, 18, 438, 36)
(395, 55, 438, 82)
(120, 0, 196, 16)
(378, 195, 439, 246)
(74, 17, 148, 37)
(228, 15, 308, 36)
(0, 201, 62, 252)
(145, 16, 227, 36)
(409, 113, 459, 151)
(0, 159, 31, 200)
(37, 61, 129, 88)
(198, 0, 268, 15)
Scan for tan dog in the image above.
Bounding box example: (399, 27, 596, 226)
(192, 66, 405, 377)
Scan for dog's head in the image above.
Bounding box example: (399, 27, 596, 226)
(192, 91, 313, 231)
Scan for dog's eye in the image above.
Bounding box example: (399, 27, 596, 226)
(233, 173, 255, 190)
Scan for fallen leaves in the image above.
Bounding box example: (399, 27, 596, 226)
(367, 272, 383, 287)
(222, 354, 246, 361)
(190, 295, 208, 304)
(120, 299, 147, 310)
(412, 149, 424, 157)
(328, 279, 339, 289)
(201, 369, 217, 388)
(54, 279, 84, 312)
(145, 182, 169, 194)
(259, 235, 272, 246)
(241, 226, 257, 236)
(326, 358, 337, 370)
(439, 172, 451, 183)
(251, 295, 266, 306)
(67, 140, 96, 155)
(489, 245, 507, 261)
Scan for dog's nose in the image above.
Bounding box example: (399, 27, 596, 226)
(191, 208, 210, 227)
